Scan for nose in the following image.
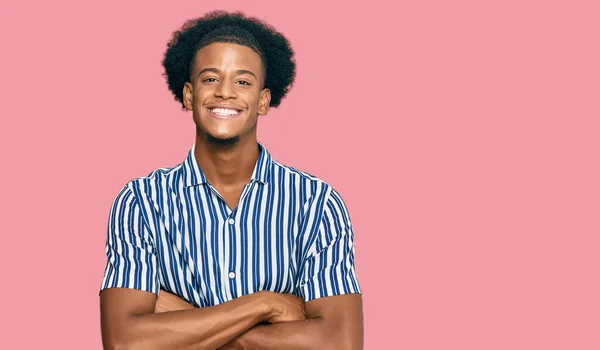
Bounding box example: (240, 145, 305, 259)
(214, 78, 238, 100)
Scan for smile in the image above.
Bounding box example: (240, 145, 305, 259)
(208, 107, 241, 118)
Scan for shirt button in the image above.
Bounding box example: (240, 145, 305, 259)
(228, 218, 235, 224)
(228, 272, 236, 279)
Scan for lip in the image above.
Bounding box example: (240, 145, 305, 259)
(205, 105, 244, 119)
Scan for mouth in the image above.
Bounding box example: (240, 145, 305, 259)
(207, 107, 243, 119)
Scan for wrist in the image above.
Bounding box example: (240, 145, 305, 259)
(253, 291, 279, 321)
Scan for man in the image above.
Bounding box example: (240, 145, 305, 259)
(100, 10, 363, 350)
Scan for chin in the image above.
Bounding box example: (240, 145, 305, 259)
(206, 133, 240, 147)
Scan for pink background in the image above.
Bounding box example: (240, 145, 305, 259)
(1, 0, 599, 349)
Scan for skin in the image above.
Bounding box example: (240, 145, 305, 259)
(158, 290, 364, 350)
(101, 42, 363, 350)
(183, 42, 271, 209)
(101, 288, 305, 350)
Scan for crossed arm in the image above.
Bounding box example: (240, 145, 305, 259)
(101, 186, 362, 349)
(100, 288, 363, 350)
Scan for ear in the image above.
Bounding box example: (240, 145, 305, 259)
(258, 88, 271, 115)
(183, 82, 194, 111)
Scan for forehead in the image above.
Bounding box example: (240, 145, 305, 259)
(193, 42, 263, 74)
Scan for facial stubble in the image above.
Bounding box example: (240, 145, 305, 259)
(206, 133, 240, 147)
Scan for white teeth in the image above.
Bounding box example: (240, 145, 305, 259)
(210, 108, 240, 116)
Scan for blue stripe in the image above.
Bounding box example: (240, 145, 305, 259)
(101, 142, 361, 305)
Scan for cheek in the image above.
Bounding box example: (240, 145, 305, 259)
(245, 91, 262, 108)
(194, 89, 208, 104)
(193, 84, 213, 101)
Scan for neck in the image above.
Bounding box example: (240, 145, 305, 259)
(193, 133, 260, 188)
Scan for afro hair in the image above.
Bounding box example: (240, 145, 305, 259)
(162, 10, 296, 109)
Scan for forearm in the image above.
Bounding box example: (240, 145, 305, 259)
(103, 292, 271, 350)
(229, 318, 357, 350)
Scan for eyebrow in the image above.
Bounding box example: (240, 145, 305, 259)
(197, 68, 257, 80)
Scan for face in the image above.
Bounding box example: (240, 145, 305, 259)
(183, 42, 270, 145)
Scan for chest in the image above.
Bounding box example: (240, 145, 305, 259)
(149, 183, 305, 307)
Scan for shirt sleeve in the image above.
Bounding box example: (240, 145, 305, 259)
(100, 183, 159, 295)
(297, 188, 361, 302)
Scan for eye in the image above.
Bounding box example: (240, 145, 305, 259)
(236, 80, 251, 86)
(203, 77, 218, 83)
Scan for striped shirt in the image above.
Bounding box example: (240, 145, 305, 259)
(101, 142, 360, 306)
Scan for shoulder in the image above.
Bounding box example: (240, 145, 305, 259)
(270, 159, 350, 213)
(271, 159, 331, 188)
(112, 161, 185, 202)
(133, 163, 183, 186)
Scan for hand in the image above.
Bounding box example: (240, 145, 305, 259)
(263, 292, 306, 323)
(154, 289, 196, 313)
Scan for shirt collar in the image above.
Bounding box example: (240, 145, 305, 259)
(182, 141, 272, 188)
